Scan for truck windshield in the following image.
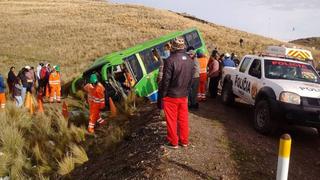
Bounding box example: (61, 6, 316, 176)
(265, 60, 320, 84)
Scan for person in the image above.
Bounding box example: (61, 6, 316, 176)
(13, 78, 23, 107)
(24, 66, 34, 93)
(223, 53, 236, 67)
(157, 43, 171, 109)
(196, 48, 209, 101)
(157, 43, 171, 84)
(208, 50, 221, 98)
(187, 46, 200, 109)
(7, 66, 16, 96)
(231, 53, 240, 66)
(161, 37, 194, 148)
(0, 73, 6, 109)
(36, 63, 44, 93)
(18, 67, 28, 102)
(84, 74, 106, 133)
(30, 66, 36, 93)
(39, 63, 50, 98)
(48, 65, 61, 103)
(239, 38, 244, 47)
(36, 63, 44, 80)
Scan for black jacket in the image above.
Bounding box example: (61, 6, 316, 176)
(161, 50, 194, 98)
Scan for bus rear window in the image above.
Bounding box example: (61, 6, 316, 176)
(125, 55, 143, 82)
(185, 30, 202, 49)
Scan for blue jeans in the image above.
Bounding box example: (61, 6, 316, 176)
(15, 96, 23, 107)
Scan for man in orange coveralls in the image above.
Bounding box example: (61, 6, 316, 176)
(48, 65, 61, 103)
(84, 74, 106, 133)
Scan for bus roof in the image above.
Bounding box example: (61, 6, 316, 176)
(87, 28, 199, 72)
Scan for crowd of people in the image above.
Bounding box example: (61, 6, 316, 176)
(0, 63, 62, 109)
(156, 37, 240, 148)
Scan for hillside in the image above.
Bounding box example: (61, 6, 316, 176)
(290, 37, 320, 50)
(2, 0, 316, 81)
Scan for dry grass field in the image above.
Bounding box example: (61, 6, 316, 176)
(1, 0, 318, 81)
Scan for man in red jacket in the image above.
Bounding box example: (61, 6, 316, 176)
(160, 37, 194, 149)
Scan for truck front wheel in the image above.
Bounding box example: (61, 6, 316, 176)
(254, 100, 276, 134)
(221, 82, 234, 105)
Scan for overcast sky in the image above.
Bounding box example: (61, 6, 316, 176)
(111, 0, 320, 41)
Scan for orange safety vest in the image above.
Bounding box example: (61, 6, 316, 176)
(49, 72, 61, 86)
(84, 83, 105, 108)
(198, 57, 209, 74)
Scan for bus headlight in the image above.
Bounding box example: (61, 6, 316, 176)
(279, 92, 301, 105)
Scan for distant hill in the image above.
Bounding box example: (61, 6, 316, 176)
(290, 37, 320, 50)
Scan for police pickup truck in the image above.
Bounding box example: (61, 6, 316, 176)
(221, 46, 320, 134)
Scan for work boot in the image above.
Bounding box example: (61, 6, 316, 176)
(87, 127, 95, 134)
(164, 142, 178, 149)
(98, 119, 107, 126)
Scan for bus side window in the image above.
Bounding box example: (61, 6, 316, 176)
(184, 30, 202, 49)
(124, 55, 143, 82)
(139, 48, 161, 74)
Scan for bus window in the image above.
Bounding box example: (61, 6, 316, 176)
(155, 42, 171, 60)
(139, 48, 161, 74)
(184, 30, 202, 49)
(124, 55, 143, 82)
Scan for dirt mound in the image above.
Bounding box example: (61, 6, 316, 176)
(71, 105, 166, 179)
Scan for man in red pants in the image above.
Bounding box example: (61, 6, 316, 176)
(84, 74, 106, 133)
(160, 37, 194, 149)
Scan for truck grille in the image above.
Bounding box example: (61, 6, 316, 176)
(302, 97, 320, 106)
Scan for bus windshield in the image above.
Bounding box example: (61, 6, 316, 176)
(265, 60, 320, 84)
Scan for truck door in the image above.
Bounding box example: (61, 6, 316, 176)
(246, 59, 262, 105)
(233, 57, 252, 100)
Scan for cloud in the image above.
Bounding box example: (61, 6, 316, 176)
(249, 0, 320, 11)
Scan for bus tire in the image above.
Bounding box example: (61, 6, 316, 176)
(221, 82, 234, 105)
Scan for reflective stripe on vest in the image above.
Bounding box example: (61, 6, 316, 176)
(88, 95, 105, 104)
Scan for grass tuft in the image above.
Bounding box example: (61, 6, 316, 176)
(57, 155, 75, 176)
(70, 144, 88, 165)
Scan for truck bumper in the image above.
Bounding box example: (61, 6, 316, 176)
(277, 101, 320, 127)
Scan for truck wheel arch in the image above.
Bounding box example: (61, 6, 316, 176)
(255, 87, 276, 105)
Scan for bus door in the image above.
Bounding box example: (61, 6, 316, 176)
(138, 47, 161, 102)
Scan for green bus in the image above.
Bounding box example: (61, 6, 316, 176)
(71, 28, 208, 102)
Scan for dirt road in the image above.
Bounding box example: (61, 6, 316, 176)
(72, 97, 320, 179)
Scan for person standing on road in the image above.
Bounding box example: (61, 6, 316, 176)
(0, 73, 6, 109)
(157, 43, 171, 109)
(48, 66, 61, 103)
(7, 66, 16, 97)
(161, 37, 194, 148)
(208, 50, 221, 98)
(223, 53, 236, 67)
(187, 46, 200, 110)
(196, 49, 209, 101)
(84, 74, 106, 133)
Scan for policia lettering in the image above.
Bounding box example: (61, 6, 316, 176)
(235, 75, 251, 93)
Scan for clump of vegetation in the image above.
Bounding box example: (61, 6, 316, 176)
(0, 102, 88, 179)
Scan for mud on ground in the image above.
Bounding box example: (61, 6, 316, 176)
(71, 97, 320, 180)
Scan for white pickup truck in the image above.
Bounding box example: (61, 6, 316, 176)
(221, 54, 320, 134)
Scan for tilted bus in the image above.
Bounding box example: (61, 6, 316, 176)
(71, 28, 208, 102)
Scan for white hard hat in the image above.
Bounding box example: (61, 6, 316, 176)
(25, 66, 31, 70)
(224, 53, 231, 58)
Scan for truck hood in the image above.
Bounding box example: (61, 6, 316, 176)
(272, 80, 320, 98)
